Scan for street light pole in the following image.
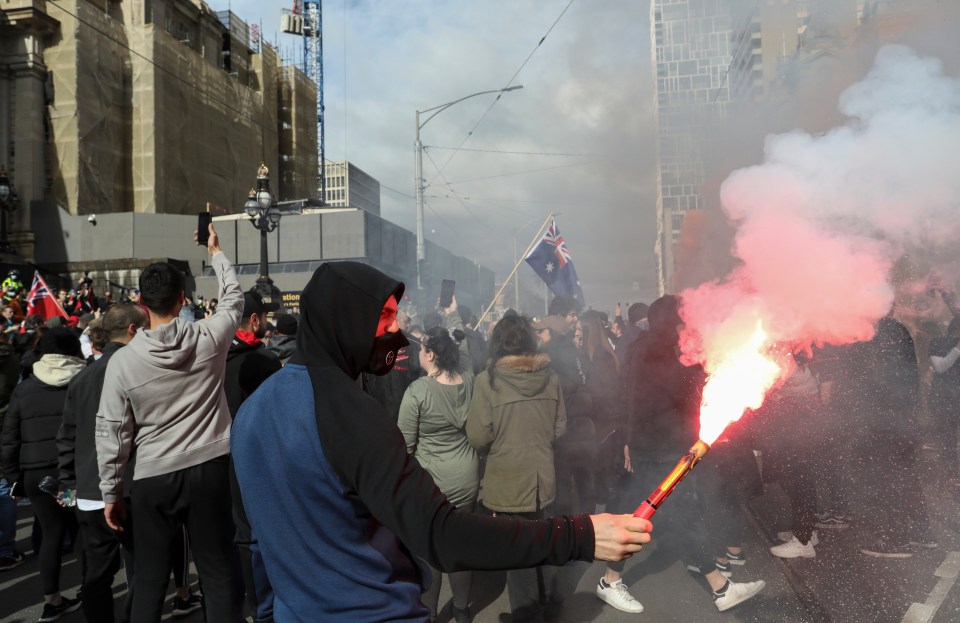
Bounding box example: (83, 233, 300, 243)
(0, 166, 19, 255)
(415, 85, 523, 290)
(244, 164, 282, 300)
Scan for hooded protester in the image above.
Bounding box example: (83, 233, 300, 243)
(231, 261, 651, 623)
(1, 327, 85, 620)
(363, 307, 422, 420)
(601, 295, 765, 613)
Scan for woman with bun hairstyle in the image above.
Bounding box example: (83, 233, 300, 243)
(397, 296, 477, 623)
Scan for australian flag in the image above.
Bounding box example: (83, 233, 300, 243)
(524, 219, 585, 306)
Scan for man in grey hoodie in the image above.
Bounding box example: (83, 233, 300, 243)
(96, 223, 244, 622)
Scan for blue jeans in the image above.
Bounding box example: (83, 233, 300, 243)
(0, 477, 19, 556)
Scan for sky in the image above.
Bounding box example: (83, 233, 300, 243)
(219, 0, 658, 311)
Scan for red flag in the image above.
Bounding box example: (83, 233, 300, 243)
(25, 271, 68, 321)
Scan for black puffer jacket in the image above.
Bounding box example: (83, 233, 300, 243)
(225, 337, 282, 419)
(1, 353, 85, 483)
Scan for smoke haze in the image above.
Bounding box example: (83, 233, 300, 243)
(681, 44, 960, 368)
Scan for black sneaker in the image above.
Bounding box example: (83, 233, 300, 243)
(38, 596, 82, 622)
(172, 592, 203, 617)
(0, 551, 26, 571)
(860, 539, 913, 558)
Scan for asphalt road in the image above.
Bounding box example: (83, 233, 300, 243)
(2, 465, 959, 622)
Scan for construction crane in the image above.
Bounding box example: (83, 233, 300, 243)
(282, 1, 325, 203)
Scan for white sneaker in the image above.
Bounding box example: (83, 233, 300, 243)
(713, 579, 766, 612)
(776, 530, 818, 546)
(770, 536, 816, 559)
(596, 578, 644, 613)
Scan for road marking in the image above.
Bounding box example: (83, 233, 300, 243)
(901, 552, 960, 623)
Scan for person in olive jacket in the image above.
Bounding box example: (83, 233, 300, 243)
(1, 327, 86, 621)
(466, 314, 567, 623)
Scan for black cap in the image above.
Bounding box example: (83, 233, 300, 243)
(275, 314, 298, 336)
(242, 291, 280, 318)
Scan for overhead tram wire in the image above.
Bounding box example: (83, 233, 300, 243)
(443, 159, 604, 185)
(428, 0, 578, 185)
(425, 145, 608, 158)
(46, 0, 310, 155)
(423, 149, 497, 233)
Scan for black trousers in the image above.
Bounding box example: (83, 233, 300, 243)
(24, 469, 77, 595)
(78, 505, 135, 623)
(229, 459, 274, 622)
(130, 456, 242, 623)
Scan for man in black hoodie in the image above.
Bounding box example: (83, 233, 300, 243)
(58, 303, 147, 623)
(224, 291, 281, 419)
(231, 261, 652, 622)
(224, 291, 281, 622)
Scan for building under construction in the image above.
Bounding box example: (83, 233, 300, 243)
(1, 0, 495, 309)
(0, 0, 317, 259)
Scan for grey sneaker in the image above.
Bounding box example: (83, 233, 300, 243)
(596, 578, 644, 613)
(713, 580, 766, 612)
(770, 536, 816, 559)
(860, 538, 913, 558)
(777, 530, 819, 546)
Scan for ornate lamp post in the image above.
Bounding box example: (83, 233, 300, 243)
(0, 166, 19, 255)
(244, 164, 282, 299)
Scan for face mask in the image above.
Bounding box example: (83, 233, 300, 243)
(368, 330, 410, 376)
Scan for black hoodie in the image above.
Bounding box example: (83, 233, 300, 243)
(622, 295, 706, 462)
(224, 336, 281, 418)
(234, 261, 594, 614)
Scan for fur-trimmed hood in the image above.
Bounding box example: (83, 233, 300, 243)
(491, 353, 553, 397)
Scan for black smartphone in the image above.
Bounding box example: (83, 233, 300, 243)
(439, 279, 455, 309)
(197, 212, 212, 246)
(10, 481, 25, 498)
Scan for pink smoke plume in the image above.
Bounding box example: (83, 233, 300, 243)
(676, 45, 960, 437)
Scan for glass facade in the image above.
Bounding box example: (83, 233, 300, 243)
(652, 0, 739, 292)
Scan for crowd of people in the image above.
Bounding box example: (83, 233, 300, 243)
(0, 220, 956, 623)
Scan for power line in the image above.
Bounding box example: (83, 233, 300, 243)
(425, 145, 606, 157)
(382, 183, 415, 200)
(426, 194, 582, 207)
(444, 159, 602, 185)
(423, 149, 497, 233)
(428, 0, 578, 183)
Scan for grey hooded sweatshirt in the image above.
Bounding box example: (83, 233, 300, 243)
(96, 252, 242, 503)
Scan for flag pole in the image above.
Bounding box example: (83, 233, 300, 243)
(478, 212, 555, 327)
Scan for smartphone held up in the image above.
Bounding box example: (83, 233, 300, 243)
(197, 211, 212, 246)
(439, 279, 455, 309)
